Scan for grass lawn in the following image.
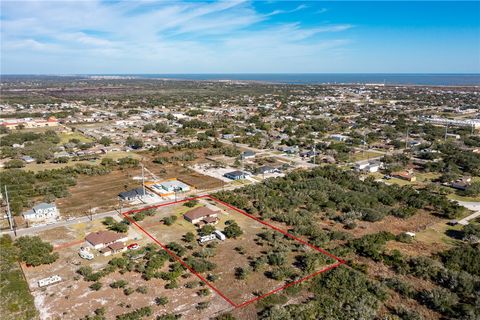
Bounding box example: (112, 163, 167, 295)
(349, 151, 383, 162)
(58, 132, 93, 144)
(448, 193, 480, 202)
(104, 151, 142, 161)
(415, 220, 462, 248)
(415, 172, 441, 183)
(22, 159, 100, 172)
(0, 236, 39, 320)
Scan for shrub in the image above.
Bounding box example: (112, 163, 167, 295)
(155, 296, 169, 305)
(89, 282, 102, 291)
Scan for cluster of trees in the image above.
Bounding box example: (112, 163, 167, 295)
(258, 267, 387, 320)
(103, 217, 130, 233)
(1, 155, 141, 214)
(153, 151, 197, 164)
(1, 130, 61, 163)
(348, 231, 479, 319)
(143, 122, 170, 133)
(0, 235, 38, 319)
(116, 306, 152, 320)
(223, 220, 243, 238)
(214, 166, 464, 240)
(14, 236, 58, 267)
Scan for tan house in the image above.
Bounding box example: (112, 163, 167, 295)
(85, 230, 128, 250)
(183, 206, 219, 225)
(393, 172, 416, 182)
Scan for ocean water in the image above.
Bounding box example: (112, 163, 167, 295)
(124, 73, 480, 86)
(3, 73, 480, 86)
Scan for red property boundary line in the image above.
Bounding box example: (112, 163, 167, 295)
(123, 194, 346, 308)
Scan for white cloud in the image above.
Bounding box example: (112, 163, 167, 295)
(0, 0, 353, 73)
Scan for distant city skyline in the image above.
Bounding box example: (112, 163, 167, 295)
(1, 1, 479, 74)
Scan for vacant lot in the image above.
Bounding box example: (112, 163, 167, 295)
(57, 163, 223, 217)
(22, 220, 231, 320)
(133, 197, 340, 306)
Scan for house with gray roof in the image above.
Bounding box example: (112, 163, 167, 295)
(23, 202, 59, 222)
(118, 188, 147, 201)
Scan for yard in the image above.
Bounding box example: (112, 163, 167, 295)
(131, 197, 341, 306)
(58, 132, 94, 145)
(20, 220, 232, 319)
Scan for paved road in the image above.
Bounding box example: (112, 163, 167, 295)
(457, 201, 480, 225)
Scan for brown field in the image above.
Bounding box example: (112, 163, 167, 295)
(134, 198, 338, 306)
(23, 222, 232, 320)
(57, 162, 223, 217)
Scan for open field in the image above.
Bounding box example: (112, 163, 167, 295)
(129, 196, 342, 307)
(56, 162, 223, 217)
(58, 132, 93, 144)
(22, 159, 100, 173)
(349, 150, 383, 162)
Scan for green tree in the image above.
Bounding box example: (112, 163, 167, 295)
(224, 222, 243, 238)
(99, 136, 112, 147)
(14, 236, 59, 267)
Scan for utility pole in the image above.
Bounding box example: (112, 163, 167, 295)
(141, 162, 146, 196)
(405, 127, 409, 149)
(4, 186, 13, 231)
(312, 144, 316, 165)
(444, 124, 448, 141)
(363, 131, 366, 159)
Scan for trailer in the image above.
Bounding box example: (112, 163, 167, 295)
(199, 234, 216, 244)
(38, 275, 62, 288)
(214, 230, 226, 241)
(79, 247, 94, 260)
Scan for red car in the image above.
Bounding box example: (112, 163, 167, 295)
(127, 243, 139, 250)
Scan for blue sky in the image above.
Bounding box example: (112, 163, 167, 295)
(1, 1, 479, 74)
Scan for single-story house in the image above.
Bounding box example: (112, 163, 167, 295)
(393, 172, 416, 182)
(184, 206, 219, 225)
(299, 150, 318, 158)
(222, 134, 235, 139)
(356, 162, 381, 173)
(85, 230, 128, 250)
(99, 241, 127, 256)
(21, 155, 35, 163)
(118, 188, 147, 201)
(157, 180, 190, 192)
(449, 177, 472, 191)
(23, 202, 59, 222)
(330, 134, 349, 142)
(224, 170, 249, 180)
(241, 151, 256, 159)
(257, 165, 277, 175)
(279, 146, 299, 154)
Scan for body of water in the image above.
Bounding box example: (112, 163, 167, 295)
(3, 73, 480, 86)
(125, 73, 480, 86)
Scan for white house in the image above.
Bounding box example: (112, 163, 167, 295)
(23, 203, 59, 222)
(157, 180, 190, 192)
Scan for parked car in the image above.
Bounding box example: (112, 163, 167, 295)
(127, 243, 139, 250)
